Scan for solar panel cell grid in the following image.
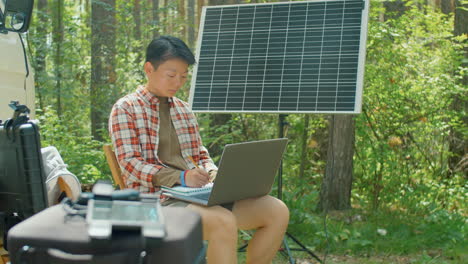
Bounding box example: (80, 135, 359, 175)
(190, 0, 368, 113)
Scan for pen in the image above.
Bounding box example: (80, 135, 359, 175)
(188, 156, 199, 168)
(189, 156, 214, 183)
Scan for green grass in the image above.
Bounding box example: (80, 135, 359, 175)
(239, 250, 468, 264)
(239, 208, 467, 263)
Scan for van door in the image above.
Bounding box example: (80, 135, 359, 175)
(0, 32, 34, 120)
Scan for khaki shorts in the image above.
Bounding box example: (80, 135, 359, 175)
(155, 190, 188, 208)
(161, 198, 190, 208)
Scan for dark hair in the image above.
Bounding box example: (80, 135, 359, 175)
(145, 36, 196, 69)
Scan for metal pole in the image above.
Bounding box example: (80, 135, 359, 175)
(277, 114, 322, 264)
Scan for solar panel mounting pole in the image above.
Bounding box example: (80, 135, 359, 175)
(277, 114, 288, 201)
(278, 114, 322, 264)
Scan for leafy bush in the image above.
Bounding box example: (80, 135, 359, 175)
(37, 107, 112, 184)
(354, 0, 466, 212)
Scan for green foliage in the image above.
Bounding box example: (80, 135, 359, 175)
(29, 0, 91, 116)
(354, 0, 467, 212)
(37, 107, 112, 184)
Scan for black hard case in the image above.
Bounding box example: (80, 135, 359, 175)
(0, 121, 47, 218)
(7, 205, 205, 264)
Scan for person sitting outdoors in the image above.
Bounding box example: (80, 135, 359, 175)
(109, 35, 289, 264)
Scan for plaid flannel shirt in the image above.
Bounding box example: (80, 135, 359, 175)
(109, 86, 217, 193)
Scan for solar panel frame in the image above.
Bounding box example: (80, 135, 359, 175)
(189, 0, 369, 114)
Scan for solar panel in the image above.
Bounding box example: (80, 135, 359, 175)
(189, 0, 369, 114)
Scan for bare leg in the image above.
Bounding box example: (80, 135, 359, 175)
(187, 204, 238, 264)
(233, 195, 289, 264)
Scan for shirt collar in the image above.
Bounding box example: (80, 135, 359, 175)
(137, 85, 174, 105)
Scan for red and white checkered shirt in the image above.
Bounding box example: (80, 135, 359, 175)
(109, 86, 217, 193)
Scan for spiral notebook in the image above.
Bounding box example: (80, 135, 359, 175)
(161, 183, 213, 196)
(161, 139, 288, 206)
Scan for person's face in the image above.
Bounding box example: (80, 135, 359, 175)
(144, 58, 189, 97)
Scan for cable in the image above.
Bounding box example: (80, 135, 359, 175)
(18, 32, 29, 78)
(61, 198, 87, 217)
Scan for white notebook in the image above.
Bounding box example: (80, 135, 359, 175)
(161, 183, 213, 196)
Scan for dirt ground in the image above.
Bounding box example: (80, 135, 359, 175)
(268, 252, 467, 264)
(286, 255, 465, 264)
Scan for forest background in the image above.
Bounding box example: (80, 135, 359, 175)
(23, 0, 467, 263)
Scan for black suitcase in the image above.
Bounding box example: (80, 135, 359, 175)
(0, 120, 48, 218)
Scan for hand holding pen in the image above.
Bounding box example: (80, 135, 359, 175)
(189, 156, 217, 182)
(184, 156, 210, 187)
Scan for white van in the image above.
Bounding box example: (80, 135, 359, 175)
(0, 0, 35, 121)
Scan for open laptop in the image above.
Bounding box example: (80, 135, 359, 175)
(162, 138, 288, 206)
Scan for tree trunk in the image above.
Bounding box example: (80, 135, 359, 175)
(318, 115, 355, 212)
(134, 0, 141, 41)
(163, 0, 170, 33)
(383, 0, 407, 20)
(34, 0, 48, 111)
(448, 0, 468, 175)
(91, 0, 116, 141)
(133, 0, 143, 69)
(440, 0, 454, 14)
(188, 0, 195, 46)
(53, 0, 64, 117)
(152, 0, 160, 38)
(197, 0, 204, 28)
(179, 0, 186, 40)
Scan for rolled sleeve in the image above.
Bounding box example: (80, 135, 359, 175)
(110, 105, 162, 190)
(199, 145, 218, 172)
(153, 167, 181, 187)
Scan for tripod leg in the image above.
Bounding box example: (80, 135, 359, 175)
(286, 232, 322, 263)
(282, 237, 295, 264)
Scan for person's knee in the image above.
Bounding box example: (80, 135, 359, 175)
(266, 197, 290, 228)
(277, 199, 290, 225)
(210, 208, 237, 238)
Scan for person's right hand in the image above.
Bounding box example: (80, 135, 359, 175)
(184, 168, 210, 187)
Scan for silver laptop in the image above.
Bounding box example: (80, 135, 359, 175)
(163, 138, 288, 206)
